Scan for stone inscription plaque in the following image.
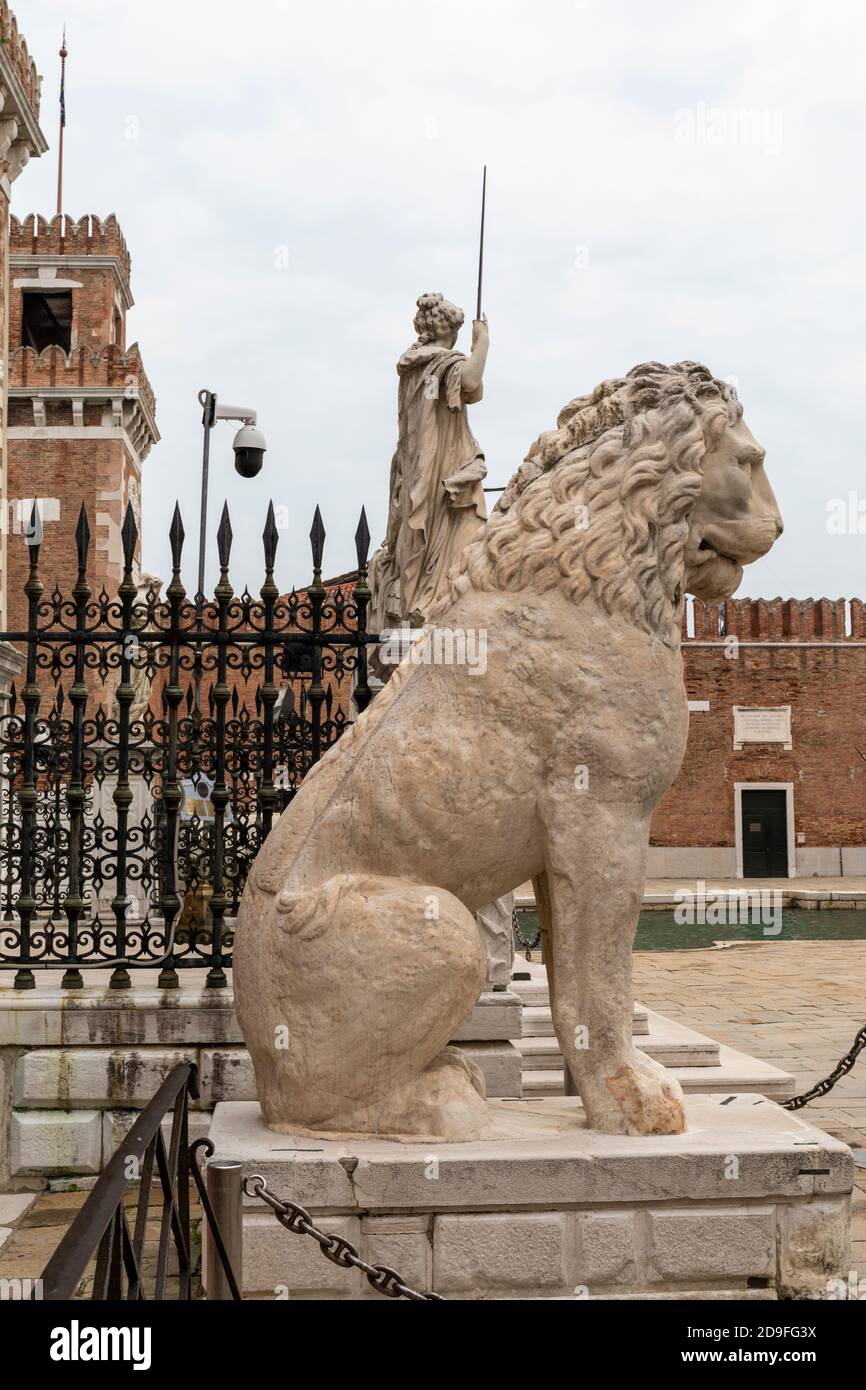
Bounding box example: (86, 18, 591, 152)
(733, 705, 792, 750)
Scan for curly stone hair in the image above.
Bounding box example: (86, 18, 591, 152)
(413, 292, 464, 345)
(444, 362, 742, 648)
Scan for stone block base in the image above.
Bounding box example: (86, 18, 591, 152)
(0, 981, 522, 1177)
(207, 1095, 853, 1300)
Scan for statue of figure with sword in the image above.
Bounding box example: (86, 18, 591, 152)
(369, 170, 490, 631)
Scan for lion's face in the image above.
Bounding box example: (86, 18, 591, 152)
(683, 415, 782, 602)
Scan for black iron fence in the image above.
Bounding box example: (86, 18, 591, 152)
(0, 497, 374, 989)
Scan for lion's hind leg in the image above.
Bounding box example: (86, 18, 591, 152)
(239, 872, 489, 1140)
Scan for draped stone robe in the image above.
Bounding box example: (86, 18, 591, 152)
(370, 342, 487, 629)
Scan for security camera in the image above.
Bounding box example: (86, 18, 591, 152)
(233, 422, 267, 478)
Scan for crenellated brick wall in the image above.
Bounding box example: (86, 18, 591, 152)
(3, 210, 157, 702)
(8, 344, 156, 423)
(0, 0, 41, 120)
(9, 214, 131, 281)
(686, 597, 866, 642)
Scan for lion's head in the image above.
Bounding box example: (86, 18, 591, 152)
(680, 407, 782, 603)
(447, 361, 782, 646)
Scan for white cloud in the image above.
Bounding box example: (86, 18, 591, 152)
(12, 0, 866, 598)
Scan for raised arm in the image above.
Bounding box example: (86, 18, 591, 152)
(460, 317, 489, 396)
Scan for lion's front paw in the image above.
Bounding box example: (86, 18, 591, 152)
(580, 1051, 686, 1136)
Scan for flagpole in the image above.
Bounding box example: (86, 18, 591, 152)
(56, 30, 67, 217)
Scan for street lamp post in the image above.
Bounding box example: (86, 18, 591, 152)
(177, 389, 268, 967)
(194, 387, 267, 711)
(196, 388, 267, 606)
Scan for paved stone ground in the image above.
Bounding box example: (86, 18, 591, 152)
(643, 876, 866, 894)
(0, 1186, 205, 1297)
(634, 939, 866, 1279)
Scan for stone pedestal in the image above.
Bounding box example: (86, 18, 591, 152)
(207, 1095, 853, 1301)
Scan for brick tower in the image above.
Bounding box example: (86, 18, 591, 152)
(4, 213, 158, 635)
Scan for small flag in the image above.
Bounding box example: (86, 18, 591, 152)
(59, 27, 67, 128)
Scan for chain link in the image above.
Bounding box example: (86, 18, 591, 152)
(782, 1020, 866, 1111)
(243, 1174, 445, 1300)
(512, 907, 540, 961)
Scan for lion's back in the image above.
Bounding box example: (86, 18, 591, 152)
(244, 656, 420, 898)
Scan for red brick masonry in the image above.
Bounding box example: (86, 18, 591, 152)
(651, 598, 866, 853)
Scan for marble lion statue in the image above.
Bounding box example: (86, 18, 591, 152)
(234, 361, 782, 1141)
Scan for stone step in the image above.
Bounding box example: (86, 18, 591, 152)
(510, 980, 550, 1007)
(516, 1023, 721, 1072)
(523, 1069, 566, 1096)
(520, 1002, 649, 1038)
(517, 1041, 566, 1072)
(522, 1041, 795, 1101)
(522, 1005, 557, 1037)
(512, 981, 648, 1032)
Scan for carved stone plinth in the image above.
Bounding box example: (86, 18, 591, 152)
(207, 1094, 851, 1301)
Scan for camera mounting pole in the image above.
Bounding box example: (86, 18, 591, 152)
(196, 388, 264, 609)
(197, 388, 218, 612)
(195, 388, 266, 713)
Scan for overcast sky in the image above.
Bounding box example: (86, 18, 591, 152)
(14, 0, 866, 600)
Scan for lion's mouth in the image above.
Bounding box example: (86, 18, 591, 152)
(697, 537, 738, 566)
(685, 534, 745, 601)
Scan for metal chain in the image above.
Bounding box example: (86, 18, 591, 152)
(243, 1174, 445, 1300)
(512, 907, 540, 960)
(782, 1021, 866, 1111)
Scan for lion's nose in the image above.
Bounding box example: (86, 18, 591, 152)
(774, 516, 784, 537)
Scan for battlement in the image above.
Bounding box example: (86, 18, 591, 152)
(0, 1, 41, 121)
(9, 343, 156, 424)
(10, 214, 131, 282)
(685, 597, 866, 642)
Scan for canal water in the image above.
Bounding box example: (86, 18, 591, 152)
(514, 909, 866, 953)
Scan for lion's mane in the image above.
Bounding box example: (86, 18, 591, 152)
(445, 361, 742, 648)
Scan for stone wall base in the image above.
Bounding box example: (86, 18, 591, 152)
(207, 1094, 853, 1301)
(645, 845, 866, 880)
(0, 983, 522, 1181)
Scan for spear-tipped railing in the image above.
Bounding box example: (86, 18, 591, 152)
(0, 498, 374, 986)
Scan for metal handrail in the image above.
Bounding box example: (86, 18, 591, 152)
(38, 1061, 241, 1300)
